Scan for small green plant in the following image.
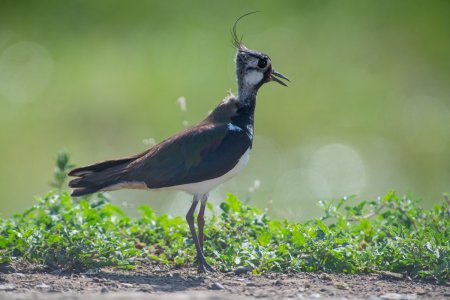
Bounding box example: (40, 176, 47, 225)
(50, 152, 74, 191)
(0, 154, 448, 283)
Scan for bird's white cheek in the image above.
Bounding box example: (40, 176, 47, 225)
(244, 71, 263, 86)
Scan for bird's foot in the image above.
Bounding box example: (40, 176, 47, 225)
(196, 256, 215, 273)
(198, 262, 215, 273)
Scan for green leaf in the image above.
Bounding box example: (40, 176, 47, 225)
(315, 219, 330, 235)
(258, 231, 272, 246)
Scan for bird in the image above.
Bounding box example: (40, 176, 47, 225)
(68, 13, 289, 272)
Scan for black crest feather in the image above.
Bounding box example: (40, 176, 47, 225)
(232, 11, 259, 50)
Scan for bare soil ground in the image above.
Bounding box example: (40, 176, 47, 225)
(0, 263, 449, 299)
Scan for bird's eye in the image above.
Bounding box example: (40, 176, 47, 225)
(257, 58, 268, 69)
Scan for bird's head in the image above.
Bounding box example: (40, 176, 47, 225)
(233, 13, 289, 96)
(235, 47, 289, 89)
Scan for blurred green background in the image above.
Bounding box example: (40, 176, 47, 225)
(0, 0, 449, 219)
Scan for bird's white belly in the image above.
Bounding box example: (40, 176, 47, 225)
(164, 149, 251, 195)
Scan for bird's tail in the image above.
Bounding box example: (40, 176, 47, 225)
(68, 152, 146, 197)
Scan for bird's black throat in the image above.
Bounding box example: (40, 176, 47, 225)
(231, 93, 257, 148)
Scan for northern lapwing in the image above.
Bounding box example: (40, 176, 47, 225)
(68, 13, 289, 272)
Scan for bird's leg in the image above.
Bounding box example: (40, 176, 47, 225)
(196, 194, 214, 272)
(186, 194, 213, 272)
(197, 194, 207, 250)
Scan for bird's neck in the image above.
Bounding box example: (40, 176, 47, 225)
(233, 84, 257, 139)
(237, 92, 256, 120)
(236, 61, 260, 112)
(238, 73, 259, 110)
(237, 75, 258, 107)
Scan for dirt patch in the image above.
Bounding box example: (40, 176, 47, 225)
(0, 263, 449, 299)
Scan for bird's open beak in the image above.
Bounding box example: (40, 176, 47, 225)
(270, 69, 290, 87)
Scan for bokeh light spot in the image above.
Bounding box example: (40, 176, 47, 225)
(309, 143, 367, 198)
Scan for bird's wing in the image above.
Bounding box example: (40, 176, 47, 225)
(126, 123, 251, 188)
